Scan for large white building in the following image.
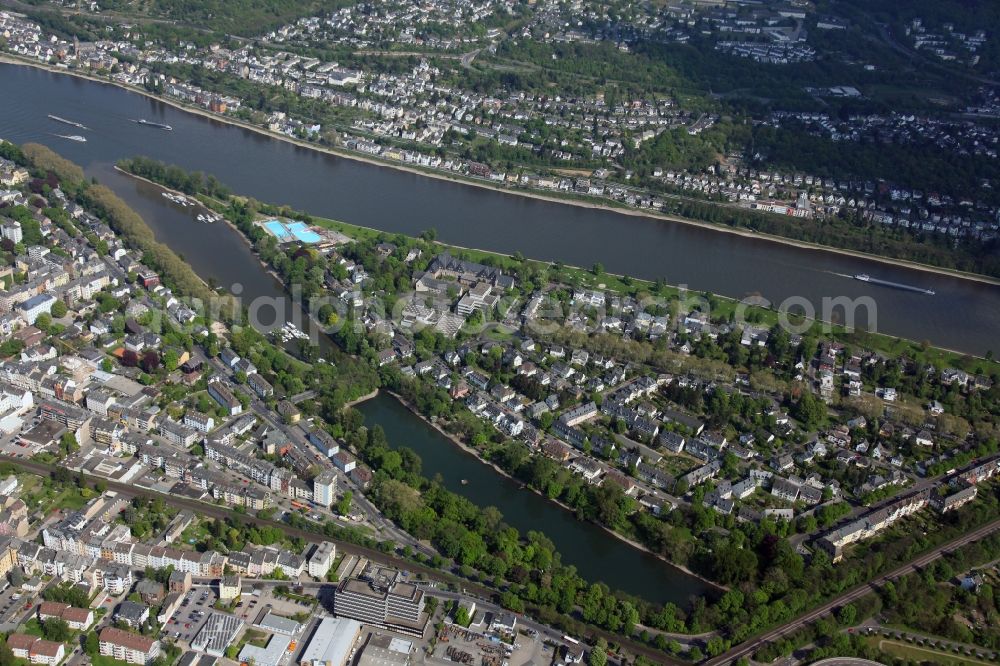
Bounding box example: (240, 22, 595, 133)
(18, 293, 56, 325)
(300, 616, 361, 666)
(332, 564, 426, 636)
(307, 541, 336, 579)
(1, 220, 22, 244)
(312, 470, 337, 508)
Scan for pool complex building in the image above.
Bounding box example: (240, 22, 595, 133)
(262, 219, 322, 244)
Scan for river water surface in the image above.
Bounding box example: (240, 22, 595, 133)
(357, 392, 710, 605)
(1, 64, 999, 355)
(0, 62, 995, 604)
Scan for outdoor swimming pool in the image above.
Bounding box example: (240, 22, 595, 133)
(262, 219, 320, 243)
(286, 221, 322, 243)
(263, 219, 291, 239)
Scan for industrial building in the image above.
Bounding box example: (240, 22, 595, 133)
(299, 616, 362, 666)
(356, 634, 413, 666)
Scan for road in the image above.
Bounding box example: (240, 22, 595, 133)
(460, 49, 481, 68)
(194, 345, 434, 558)
(288, 389, 317, 403)
(0, 456, 685, 665)
(705, 517, 1000, 665)
(855, 11, 1000, 87)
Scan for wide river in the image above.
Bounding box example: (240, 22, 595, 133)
(1, 64, 999, 355)
(0, 63, 716, 604)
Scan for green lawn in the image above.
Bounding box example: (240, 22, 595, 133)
(179, 521, 212, 548)
(21, 618, 44, 638)
(871, 638, 994, 666)
(45, 486, 93, 511)
(310, 215, 383, 242)
(244, 628, 269, 648)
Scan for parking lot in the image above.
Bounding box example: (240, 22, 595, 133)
(164, 586, 220, 646)
(0, 414, 43, 458)
(232, 593, 263, 622)
(240, 586, 318, 620)
(0, 583, 32, 631)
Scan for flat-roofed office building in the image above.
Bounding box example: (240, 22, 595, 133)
(332, 564, 426, 636)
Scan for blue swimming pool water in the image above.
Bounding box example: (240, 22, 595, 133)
(286, 221, 321, 243)
(263, 219, 290, 239)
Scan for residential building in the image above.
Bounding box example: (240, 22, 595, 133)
(99, 627, 160, 665)
(313, 470, 337, 508)
(308, 541, 336, 579)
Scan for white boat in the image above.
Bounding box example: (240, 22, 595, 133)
(281, 322, 309, 340)
(161, 191, 195, 207)
(854, 273, 870, 282)
(56, 134, 86, 142)
(48, 114, 89, 130)
(134, 119, 173, 131)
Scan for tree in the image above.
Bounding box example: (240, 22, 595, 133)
(588, 646, 607, 666)
(50, 300, 68, 318)
(791, 389, 826, 430)
(60, 431, 78, 455)
(0, 339, 24, 358)
(454, 605, 471, 627)
(84, 631, 99, 656)
(122, 349, 140, 367)
(163, 349, 179, 372)
(141, 351, 161, 373)
(0, 636, 15, 666)
(42, 618, 72, 642)
(837, 603, 857, 626)
(336, 491, 353, 516)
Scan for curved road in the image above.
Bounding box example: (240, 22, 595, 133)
(705, 517, 1000, 665)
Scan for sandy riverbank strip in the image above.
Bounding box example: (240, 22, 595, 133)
(5, 55, 1000, 288)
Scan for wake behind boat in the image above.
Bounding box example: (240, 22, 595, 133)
(54, 134, 87, 143)
(48, 114, 89, 130)
(133, 118, 173, 131)
(854, 273, 935, 295)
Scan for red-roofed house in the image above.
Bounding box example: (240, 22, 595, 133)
(99, 627, 160, 665)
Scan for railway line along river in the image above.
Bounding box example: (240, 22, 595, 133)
(5, 61, 999, 606)
(1, 63, 999, 356)
(0, 64, 715, 606)
(77, 160, 717, 606)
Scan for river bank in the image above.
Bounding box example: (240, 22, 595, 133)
(112, 165, 342, 353)
(5, 55, 1000, 289)
(344, 389, 380, 408)
(363, 389, 725, 596)
(112, 157, 1000, 375)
